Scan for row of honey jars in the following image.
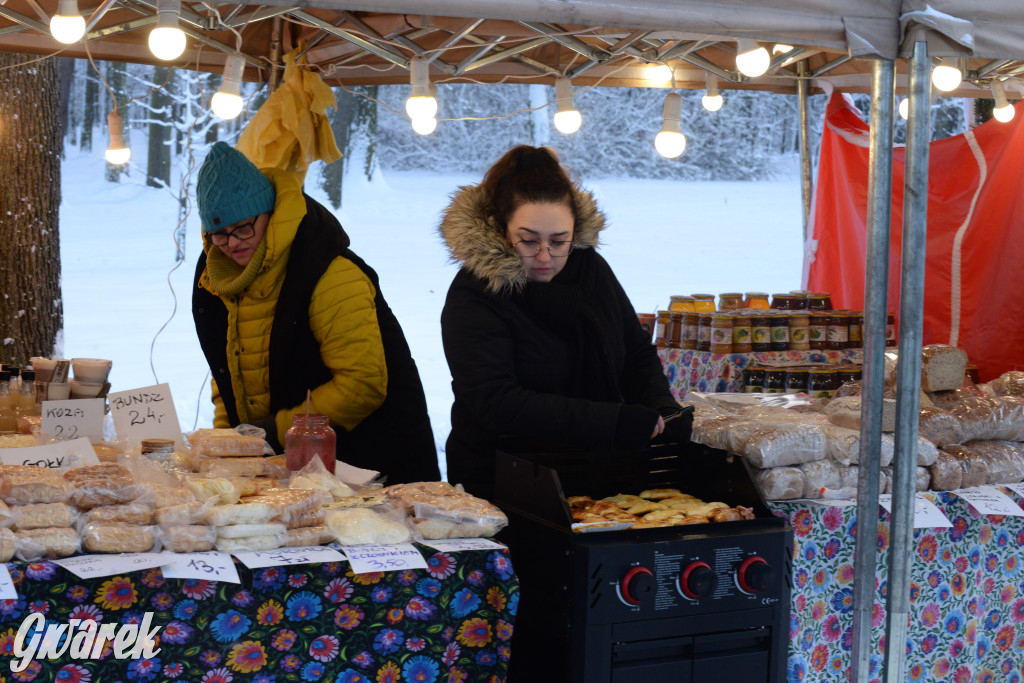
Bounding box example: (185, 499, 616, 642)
(743, 364, 862, 397)
(668, 292, 773, 313)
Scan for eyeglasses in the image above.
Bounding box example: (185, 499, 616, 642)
(208, 217, 258, 246)
(512, 238, 575, 258)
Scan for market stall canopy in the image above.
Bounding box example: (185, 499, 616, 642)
(1, 0, 1023, 98)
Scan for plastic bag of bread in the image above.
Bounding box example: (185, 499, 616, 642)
(15, 527, 79, 560)
(63, 464, 145, 509)
(691, 414, 754, 451)
(0, 500, 10, 527)
(185, 474, 241, 505)
(199, 456, 285, 479)
(941, 445, 989, 488)
(928, 386, 985, 410)
(929, 451, 963, 491)
(799, 460, 840, 499)
(206, 501, 276, 527)
(401, 484, 508, 539)
(151, 483, 197, 509)
(918, 407, 964, 447)
(189, 427, 268, 457)
(284, 525, 332, 547)
(0, 465, 72, 505)
(11, 502, 76, 530)
(326, 507, 412, 545)
(740, 423, 826, 468)
(155, 501, 208, 526)
(826, 396, 896, 433)
(215, 532, 286, 553)
(242, 488, 327, 525)
(82, 523, 156, 554)
(752, 466, 804, 500)
(920, 344, 969, 392)
(821, 425, 895, 467)
(162, 525, 217, 553)
(217, 522, 286, 539)
(950, 396, 1024, 442)
(878, 467, 929, 493)
(962, 440, 1024, 484)
(0, 528, 14, 562)
(989, 370, 1024, 398)
(285, 508, 326, 529)
(84, 501, 154, 525)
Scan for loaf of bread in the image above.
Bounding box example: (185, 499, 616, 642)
(185, 475, 241, 505)
(918, 407, 964, 447)
(199, 457, 270, 477)
(752, 467, 804, 500)
(821, 425, 895, 467)
(741, 423, 826, 468)
(155, 502, 204, 526)
(152, 483, 197, 508)
(192, 433, 266, 457)
(206, 502, 275, 527)
(91, 442, 124, 464)
(800, 460, 840, 499)
(283, 525, 332, 547)
(243, 488, 326, 524)
(940, 445, 989, 487)
(990, 370, 1024, 398)
(0, 466, 72, 505)
(826, 396, 896, 432)
(286, 508, 326, 529)
(82, 523, 154, 553)
(920, 344, 969, 392)
(64, 465, 143, 509)
(0, 528, 14, 562)
(929, 451, 964, 491)
(961, 440, 1024, 484)
(216, 523, 286, 539)
(950, 396, 1024, 442)
(162, 525, 216, 553)
(16, 527, 78, 559)
(84, 501, 154, 525)
(12, 502, 76, 530)
(215, 533, 285, 553)
(326, 507, 412, 545)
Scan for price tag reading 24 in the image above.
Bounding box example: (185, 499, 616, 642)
(342, 544, 429, 575)
(107, 383, 183, 449)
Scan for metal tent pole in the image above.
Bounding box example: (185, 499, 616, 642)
(883, 40, 930, 683)
(850, 56, 895, 683)
(797, 61, 813, 241)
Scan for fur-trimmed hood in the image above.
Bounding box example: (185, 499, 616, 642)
(438, 183, 607, 294)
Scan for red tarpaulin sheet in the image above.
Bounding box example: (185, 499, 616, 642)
(804, 92, 1024, 382)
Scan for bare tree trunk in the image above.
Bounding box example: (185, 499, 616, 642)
(58, 58, 75, 154)
(81, 69, 98, 152)
(147, 66, 172, 189)
(0, 53, 63, 366)
(320, 87, 356, 209)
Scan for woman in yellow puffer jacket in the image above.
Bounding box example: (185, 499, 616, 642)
(192, 141, 438, 484)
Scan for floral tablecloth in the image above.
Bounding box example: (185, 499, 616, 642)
(658, 349, 864, 399)
(0, 545, 518, 683)
(770, 488, 1024, 683)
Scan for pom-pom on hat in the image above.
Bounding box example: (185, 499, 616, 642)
(197, 141, 276, 233)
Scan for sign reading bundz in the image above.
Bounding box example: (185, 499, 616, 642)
(10, 612, 161, 673)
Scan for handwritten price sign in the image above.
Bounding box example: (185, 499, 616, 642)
(0, 565, 16, 600)
(232, 545, 346, 570)
(878, 493, 953, 528)
(951, 486, 1024, 517)
(341, 544, 428, 575)
(41, 398, 105, 441)
(159, 551, 241, 583)
(53, 553, 174, 579)
(422, 538, 505, 553)
(0, 437, 99, 470)
(107, 383, 183, 449)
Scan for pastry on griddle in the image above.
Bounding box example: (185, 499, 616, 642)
(641, 509, 678, 522)
(638, 488, 683, 500)
(626, 501, 665, 516)
(604, 493, 646, 508)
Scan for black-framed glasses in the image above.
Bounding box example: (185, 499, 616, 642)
(208, 217, 258, 246)
(512, 238, 575, 258)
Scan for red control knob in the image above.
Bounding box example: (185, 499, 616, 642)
(620, 567, 655, 605)
(679, 561, 716, 599)
(737, 556, 774, 594)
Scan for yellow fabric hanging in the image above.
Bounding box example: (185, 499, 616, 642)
(236, 44, 342, 185)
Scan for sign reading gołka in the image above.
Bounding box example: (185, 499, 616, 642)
(107, 383, 182, 449)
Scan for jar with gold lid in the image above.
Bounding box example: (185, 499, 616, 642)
(744, 292, 770, 309)
(836, 365, 862, 385)
(668, 312, 684, 349)
(691, 294, 717, 313)
(718, 293, 744, 311)
(807, 367, 838, 398)
(743, 366, 766, 392)
(770, 294, 792, 310)
(808, 293, 833, 311)
(710, 313, 734, 354)
(788, 291, 809, 311)
(809, 312, 829, 350)
(681, 313, 699, 350)
(654, 310, 671, 348)
(785, 367, 809, 394)
(731, 314, 752, 353)
(826, 312, 849, 350)
(848, 312, 863, 348)
(669, 295, 696, 312)
(750, 314, 771, 352)
(769, 313, 789, 351)
(763, 368, 787, 394)
(696, 314, 713, 351)
(788, 313, 810, 351)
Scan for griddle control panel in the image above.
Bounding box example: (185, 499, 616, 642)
(591, 530, 788, 619)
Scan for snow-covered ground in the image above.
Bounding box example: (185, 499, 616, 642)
(58, 150, 806, 477)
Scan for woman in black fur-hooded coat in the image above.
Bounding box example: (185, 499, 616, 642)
(438, 146, 689, 500)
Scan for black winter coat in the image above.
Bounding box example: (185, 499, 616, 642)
(439, 184, 679, 500)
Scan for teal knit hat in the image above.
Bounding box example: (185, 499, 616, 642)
(197, 141, 276, 233)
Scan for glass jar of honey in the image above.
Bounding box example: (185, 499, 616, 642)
(809, 312, 829, 350)
(788, 313, 810, 351)
(732, 314, 752, 353)
(848, 312, 863, 348)
(669, 295, 696, 312)
(826, 313, 849, 350)
(788, 291, 809, 310)
(710, 313, 734, 354)
(718, 293, 744, 311)
(743, 365, 766, 392)
(681, 313, 699, 350)
(836, 365, 862, 385)
(696, 314, 713, 352)
(750, 315, 771, 352)
(654, 310, 671, 347)
(785, 367, 809, 394)
(744, 292, 771, 309)
(668, 312, 684, 349)
(807, 367, 838, 398)
(770, 294, 792, 310)
(769, 313, 790, 351)
(691, 294, 717, 313)
(763, 368, 787, 394)
(808, 293, 833, 310)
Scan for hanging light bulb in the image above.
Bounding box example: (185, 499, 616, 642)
(991, 80, 1016, 123)
(211, 53, 246, 120)
(405, 56, 437, 121)
(931, 58, 962, 92)
(552, 77, 582, 134)
(411, 116, 437, 135)
(898, 97, 909, 120)
(701, 73, 723, 112)
(148, 0, 186, 61)
(736, 39, 770, 78)
(50, 0, 86, 44)
(105, 110, 131, 165)
(654, 92, 686, 159)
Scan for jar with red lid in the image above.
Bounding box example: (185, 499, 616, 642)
(285, 414, 337, 474)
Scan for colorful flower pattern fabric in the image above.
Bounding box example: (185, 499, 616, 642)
(0, 546, 517, 682)
(659, 349, 863, 398)
(772, 487, 1024, 683)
